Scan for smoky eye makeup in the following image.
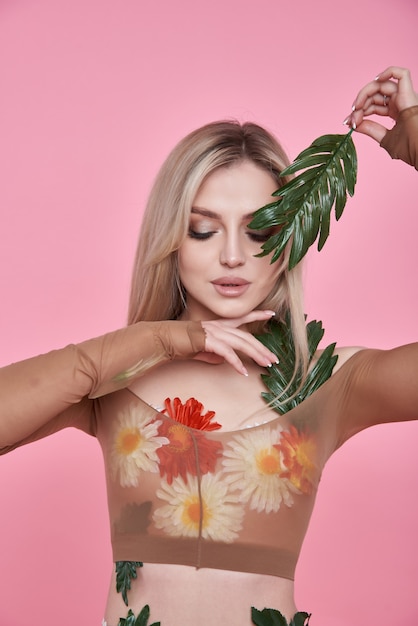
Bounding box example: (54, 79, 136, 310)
(187, 213, 219, 239)
(246, 226, 277, 243)
(247, 228, 275, 243)
(188, 228, 214, 240)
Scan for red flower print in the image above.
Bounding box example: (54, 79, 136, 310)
(275, 425, 317, 495)
(163, 397, 222, 431)
(156, 397, 223, 485)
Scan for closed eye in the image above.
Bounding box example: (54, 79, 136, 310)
(188, 228, 216, 240)
(246, 229, 275, 243)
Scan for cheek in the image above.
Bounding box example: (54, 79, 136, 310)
(177, 245, 202, 285)
(259, 257, 281, 281)
(258, 260, 282, 296)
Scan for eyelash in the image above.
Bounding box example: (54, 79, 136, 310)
(188, 229, 273, 243)
(247, 231, 272, 243)
(188, 229, 215, 240)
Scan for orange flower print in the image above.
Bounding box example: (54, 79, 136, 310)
(275, 426, 317, 495)
(163, 397, 221, 431)
(156, 398, 223, 485)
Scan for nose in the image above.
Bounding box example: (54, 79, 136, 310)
(219, 231, 245, 267)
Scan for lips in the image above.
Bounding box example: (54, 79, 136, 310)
(211, 276, 250, 297)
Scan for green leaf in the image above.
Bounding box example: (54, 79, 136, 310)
(290, 612, 311, 626)
(135, 604, 151, 626)
(115, 561, 143, 606)
(257, 316, 338, 414)
(251, 607, 311, 626)
(118, 609, 136, 626)
(251, 607, 288, 626)
(117, 606, 161, 626)
(249, 130, 357, 268)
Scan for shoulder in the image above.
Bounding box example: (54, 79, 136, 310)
(319, 345, 365, 374)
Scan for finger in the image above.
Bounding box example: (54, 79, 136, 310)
(375, 66, 412, 87)
(199, 331, 249, 375)
(375, 66, 418, 109)
(201, 321, 278, 373)
(352, 79, 398, 112)
(354, 119, 387, 143)
(193, 352, 225, 365)
(208, 324, 278, 366)
(220, 309, 276, 328)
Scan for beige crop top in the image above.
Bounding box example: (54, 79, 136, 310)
(1, 107, 417, 581)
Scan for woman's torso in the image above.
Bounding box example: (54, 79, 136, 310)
(98, 350, 358, 625)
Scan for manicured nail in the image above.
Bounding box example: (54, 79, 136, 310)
(343, 117, 349, 126)
(351, 104, 356, 112)
(374, 74, 380, 80)
(267, 358, 279, 367)
(242, 367, 249, 376)
(351, 120, 357, 130)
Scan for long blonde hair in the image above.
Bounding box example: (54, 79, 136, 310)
(128, 120, 308, 373)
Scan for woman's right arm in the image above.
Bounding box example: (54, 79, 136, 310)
(0, 312, 277, 450)
(0, 320, 205, 449)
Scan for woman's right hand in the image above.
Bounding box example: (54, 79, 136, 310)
(195, 310, 278, 376)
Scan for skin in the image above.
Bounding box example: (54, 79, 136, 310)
(108, 161, 301, 626)
(344, 66, 418, 141)
(104, 67, 417, 626)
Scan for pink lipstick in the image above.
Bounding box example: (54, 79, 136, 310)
(211, 276, 250, 297)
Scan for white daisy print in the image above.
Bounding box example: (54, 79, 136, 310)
(110, 405, 168, 488)
(153, 473, 244, 543)
(222, 426, 300, 513)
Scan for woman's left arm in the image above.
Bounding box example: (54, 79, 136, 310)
(345, 66, 418, 169)
(335, 343, 418, 447)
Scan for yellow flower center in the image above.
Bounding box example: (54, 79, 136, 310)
(169, 424, 193, 452)
(256, 447, 281, 475)
(182, 497, 210, 530)
(294, 441, 315, 469)
(116, 428, 142, 455)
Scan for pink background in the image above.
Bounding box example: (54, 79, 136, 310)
(1, 1, 417, 624)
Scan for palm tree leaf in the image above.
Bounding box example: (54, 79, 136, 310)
(249, 130, 357, 269)
(256, 316, 338, 414)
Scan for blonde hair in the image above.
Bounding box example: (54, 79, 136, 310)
(128, 120, 308, 373)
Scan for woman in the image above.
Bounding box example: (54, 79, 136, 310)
(1, 66, 417, 625)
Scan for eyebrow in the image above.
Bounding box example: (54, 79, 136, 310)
(191, 207, 255, 221)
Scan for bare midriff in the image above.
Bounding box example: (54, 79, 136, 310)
(104, 564, 297, 626)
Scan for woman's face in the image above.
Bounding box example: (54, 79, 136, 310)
(178, 160, 281, 321)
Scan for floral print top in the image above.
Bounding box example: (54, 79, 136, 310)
(92, 337, 418, 581)
(1, 318, 418, 581)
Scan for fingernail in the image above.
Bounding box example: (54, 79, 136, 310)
(351, 105, 356, 112)
(267, 358, 279, 367)
(343, 117, 349, 126)
(242, 367, 249, 377)
(374, 74, 380, 80)
(352, 120, 357, 130)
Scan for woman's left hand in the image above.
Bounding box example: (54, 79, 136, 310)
(344, 66, 418, 143)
